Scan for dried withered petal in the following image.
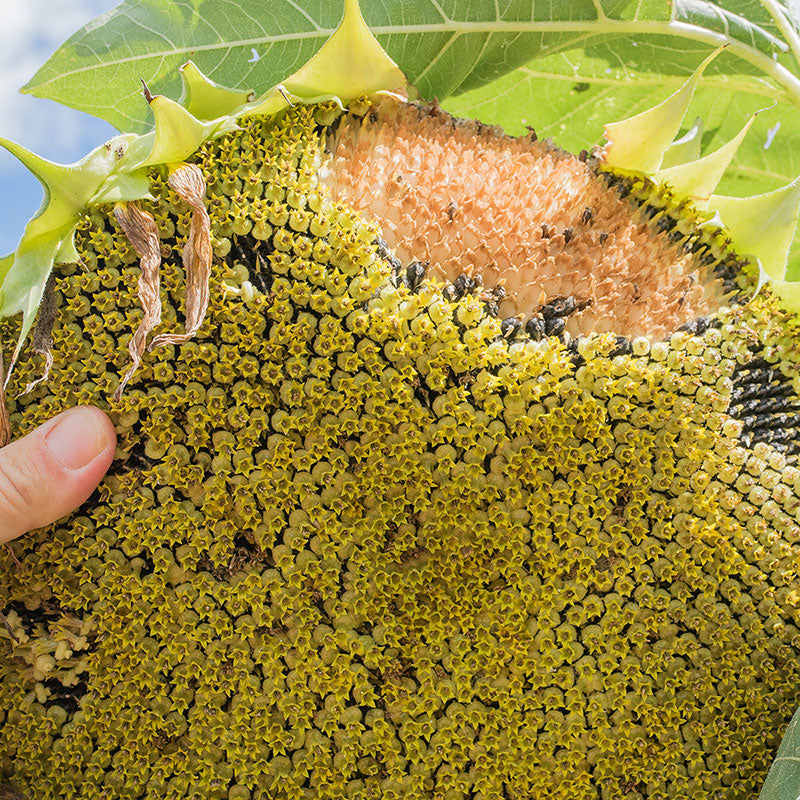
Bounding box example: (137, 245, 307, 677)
(22, 274, 58, 396)
(0, 349, 10, 449)
(0, 350, 14, 571)
(113, 202, 162, 400)
(150, 164, 212, 349)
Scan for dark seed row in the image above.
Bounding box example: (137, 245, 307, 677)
(677, 316, 713, 336)
(729, 354, 800, 454)
(372, 244, 590, 348)
(732, 367, 783, 389)
(737, 408, 800, 432)
(598, 170, 750, 303)
(744, 428, 800, 455)
(231, 233, 274, 294)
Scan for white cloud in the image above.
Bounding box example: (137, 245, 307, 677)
(0, 0, 119, 160)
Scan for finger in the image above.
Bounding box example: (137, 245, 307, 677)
(0, 406, 116, 542)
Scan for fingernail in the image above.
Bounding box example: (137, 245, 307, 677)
(46, 407, 111, 471)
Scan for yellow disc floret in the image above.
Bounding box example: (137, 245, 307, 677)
(0, 98, 800, 800)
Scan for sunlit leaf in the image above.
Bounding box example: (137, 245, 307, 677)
(760, 705, 800, 799)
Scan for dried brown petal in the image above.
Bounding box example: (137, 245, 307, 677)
(3, 545, 21, 568)
(113, 202, 162, 400)
(150, 164, 211, 349)
(0, 345, 13, 570)
(0, 614, 20, 642)
(0, 349, 11, 450)
(21, 274, 58, 396)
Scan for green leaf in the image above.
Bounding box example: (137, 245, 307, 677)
(24, 1, 800, 134)
(760, 705, 800, 799)
(22, 1, 800, 250)
(15, 0, 800, 284)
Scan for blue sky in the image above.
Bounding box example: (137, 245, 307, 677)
(0, 0, 120, 254)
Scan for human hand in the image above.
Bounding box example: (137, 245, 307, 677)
(0, 406, 116, 542)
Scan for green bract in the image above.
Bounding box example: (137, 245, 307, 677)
(0, 0, 406, 375)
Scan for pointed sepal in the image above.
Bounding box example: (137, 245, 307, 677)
(91, 169, 154, 205)
(710, 176, 800, 281)
(0, 255, 13, 286)
(0, 133, 153, 368)
(654, 112, 758, 201)
(247, 0, 406, 116)
(179, 61, 254, 121)
(0, 134, 132, 229)
(602, 47, 725, 173)
(0, 236, 64, 374)
(122, 91, 239, 170)
(285, 0, 405, 99)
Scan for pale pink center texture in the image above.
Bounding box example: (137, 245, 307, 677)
(321, 99, 725, 339)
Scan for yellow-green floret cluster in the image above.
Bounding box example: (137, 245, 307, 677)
(2, 100, 800, 800)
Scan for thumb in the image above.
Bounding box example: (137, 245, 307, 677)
(0, 406, 116, 542)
